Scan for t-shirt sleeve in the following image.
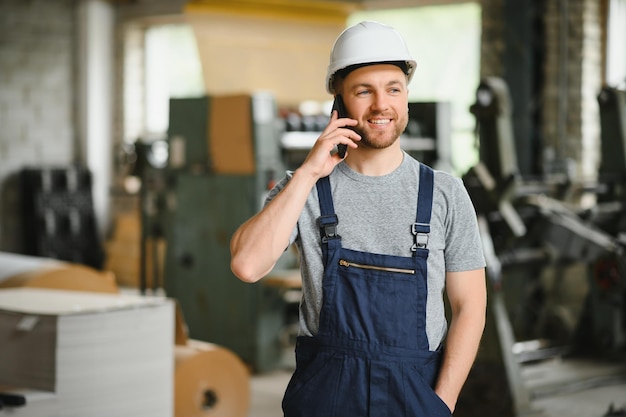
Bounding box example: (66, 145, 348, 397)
(263, 171, 299, 246)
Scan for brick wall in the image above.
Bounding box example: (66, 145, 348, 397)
(479, 0, 603, 181)
(541, 0, 602, 180)
(480, 0, 505, 78)
(0, 0, 76, 252)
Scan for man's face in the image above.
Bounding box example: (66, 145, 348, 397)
(339, 64, 409, 150)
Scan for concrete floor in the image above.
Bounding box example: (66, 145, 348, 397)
(533, 382, 626, 417)
(249, 370, 290, 417)
(524, 358, 626, 417)
(247, 357, 626, 417)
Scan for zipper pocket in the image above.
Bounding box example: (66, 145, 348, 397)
(338, 259, 414, 274)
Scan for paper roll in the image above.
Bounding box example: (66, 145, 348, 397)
(175, 339, 250, 417)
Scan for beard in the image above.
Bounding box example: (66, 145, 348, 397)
(353, 110, 409, 150)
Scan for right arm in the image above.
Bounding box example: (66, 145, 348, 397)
(230, 111, 361, 283)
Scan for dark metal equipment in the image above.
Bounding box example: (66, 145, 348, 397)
(19, 166, 105, 269)
(461, 78, 626, 417)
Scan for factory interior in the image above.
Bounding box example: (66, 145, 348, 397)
(1, 0, 626, 416)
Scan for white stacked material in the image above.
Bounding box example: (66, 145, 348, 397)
(0, 252, 63, 282)
(0, 288, 174, 417)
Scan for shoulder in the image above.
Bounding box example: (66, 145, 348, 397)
(406, 157, 465, 195)
(424, 166, 476, 215)
(432, 169, 479, 225)
(433, 169, 465, 192)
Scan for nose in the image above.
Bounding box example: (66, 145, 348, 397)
(371, 92, 389, 112)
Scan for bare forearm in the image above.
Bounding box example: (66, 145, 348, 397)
(230, 169, 318, 282)
(435, 268, 487, 413)
(435, 307, 485, 412)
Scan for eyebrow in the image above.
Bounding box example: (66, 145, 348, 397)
(350, 79, 405, 91)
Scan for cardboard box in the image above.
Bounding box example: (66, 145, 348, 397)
(209, 94, 256, 174)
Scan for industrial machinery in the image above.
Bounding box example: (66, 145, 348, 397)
(461, 77, 626, 417)
(586, 86, 626, 354)
(18, 166, 105, 270)
(140, 92, 290, 373)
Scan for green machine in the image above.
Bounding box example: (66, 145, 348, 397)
(162, 93, 289, 372)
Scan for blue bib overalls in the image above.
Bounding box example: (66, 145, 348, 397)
(282, 164, 451, 417)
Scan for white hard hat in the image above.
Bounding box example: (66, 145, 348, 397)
(326, 21, 417, 94)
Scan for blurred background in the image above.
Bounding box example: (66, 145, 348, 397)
(0, 1, 625, 416)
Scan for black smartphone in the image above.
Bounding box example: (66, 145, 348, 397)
(331, 95, 349, 158)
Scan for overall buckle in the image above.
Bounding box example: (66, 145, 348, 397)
(411, 222, 430, 251)
(318, 215, 340, 243)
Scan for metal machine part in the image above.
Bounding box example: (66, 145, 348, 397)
(468, 79, 626, 354)
(463, 78, 626, 417)
(470, 77, 520, 181)
(598, 87, 626, 180)
(19, 166, 105, 269)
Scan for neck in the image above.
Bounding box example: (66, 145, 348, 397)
(344, 143, 404, 176)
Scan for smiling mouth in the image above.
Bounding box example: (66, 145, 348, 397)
(369, 119, 392, 125)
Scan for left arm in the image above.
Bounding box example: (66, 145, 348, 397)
(435, 268, 487, 413)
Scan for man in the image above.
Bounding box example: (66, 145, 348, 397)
(231, 21, 486, 416)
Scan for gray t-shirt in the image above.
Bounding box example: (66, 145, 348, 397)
(266, 153, 485, 350)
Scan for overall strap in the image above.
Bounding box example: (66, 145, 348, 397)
(316, 176, 341, 262)
(316, 176, 339, 241)
(412, 164, 434, 251)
